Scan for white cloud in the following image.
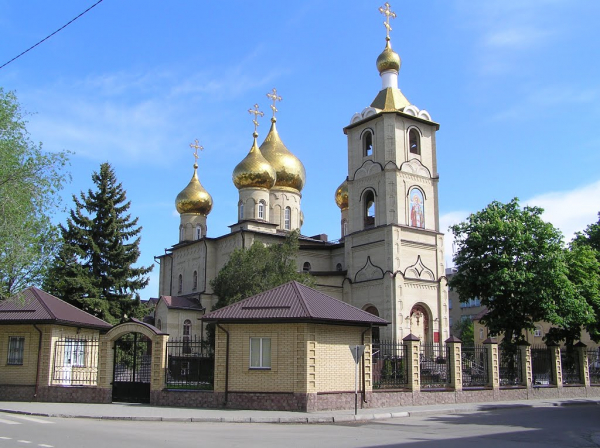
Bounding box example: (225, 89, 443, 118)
(440, 180, 600, 269)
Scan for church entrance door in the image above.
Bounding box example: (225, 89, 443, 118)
(112, 332, 152, 403)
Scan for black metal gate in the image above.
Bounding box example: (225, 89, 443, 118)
(112, 333, 152, 403)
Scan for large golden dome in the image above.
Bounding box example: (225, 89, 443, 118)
(335, 179, 349, 210)
(232, 134, 277, 190)
(376, 38, 401, 74)
(175, 164, 213, 215)
(260, 118, 306, 192)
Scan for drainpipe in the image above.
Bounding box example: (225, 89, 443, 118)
(33, 324, 43, 399)
(216, 323, 229, 404)
(361, 325, 371, 404)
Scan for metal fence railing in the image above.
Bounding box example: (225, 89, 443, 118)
(52, 337, 99, 386)
(588, 349, 600, 385)
(499, 348, 523, 387)
(561, 349, 582, 385)
(165, 336, 214, 389)
(420, 343, 450, 389)
(372, 340, 408, 389)
(531, 346, 553, 386)
(461, 345, 488, 388)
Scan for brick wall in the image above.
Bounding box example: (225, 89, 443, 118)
(37, 386, 111, 403)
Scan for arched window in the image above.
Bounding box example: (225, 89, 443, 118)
(363, 130, 373, 157)
(258, 201, 265, 220)
(342, 219, 348, 237)
(239, 202, 244, 220)
(179, 226, 185, 241)
(363, 190, 375, 229)
(178, 274, 183, 293)
(336, 263, 343, 271)
(408, 188, 425, 228)
(195, 225, 202, 240)
(183, 319, 192, 354)
(303, 262, 311, 272)
(409, 128, 420, 155)
(156, 319, 162, 330)
(284, 207, 291, 230)
(193, 270, 198, 291)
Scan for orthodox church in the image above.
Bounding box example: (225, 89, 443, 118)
(154, 4, 449, 344)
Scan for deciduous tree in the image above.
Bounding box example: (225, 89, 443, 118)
(0, 88, 69, 299)
(449, 198, 570, 350)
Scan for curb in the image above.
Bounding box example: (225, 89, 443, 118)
(1, 400, 599, 424)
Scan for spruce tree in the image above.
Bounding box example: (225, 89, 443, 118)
(44, 163, 152, 323)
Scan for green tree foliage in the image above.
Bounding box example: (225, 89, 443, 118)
(210, 230, 314, 310)
(574, 212, 600, 254)
(44, 163, 152, 324)
(452, 319, 474, 347)
(0, 89, 70, 300)
(449, 198, 570, 350)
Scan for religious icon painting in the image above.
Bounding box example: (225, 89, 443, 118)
(409, 188, 425, 228)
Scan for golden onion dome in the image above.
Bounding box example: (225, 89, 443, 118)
(232, 133, 277, 190)
(335, 179, 349, 210)
(376, 38, 401, 74)
(175, 164, 213, 215)
(260, 118, 306, 192)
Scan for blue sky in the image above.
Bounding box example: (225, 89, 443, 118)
(1, 1, 599, 300)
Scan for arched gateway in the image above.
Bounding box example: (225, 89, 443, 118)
(99, 319, 168, 404)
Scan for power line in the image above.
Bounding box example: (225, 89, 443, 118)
(0, 0, 105, 70)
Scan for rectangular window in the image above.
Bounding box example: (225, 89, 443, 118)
(249, 337, 271, 369)
(7, 337, 25, 365)
(64, 339, 86, 367)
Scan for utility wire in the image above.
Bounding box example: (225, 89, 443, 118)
(0, 0, 105, 70)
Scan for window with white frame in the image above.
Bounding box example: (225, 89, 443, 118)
(64, 339, 85, 367)
(284, 207, 291, 230)
(258, 201, 265, 219)
(534, 326, 543, 337)
(250, 337, 271, 369)
(7, 336, 25, 365)
(195, 225, 202, 240)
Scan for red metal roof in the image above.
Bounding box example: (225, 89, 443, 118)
(0, 287, 112, 330)
(202, 281, 389, 326)
(160, 295, 203, 311)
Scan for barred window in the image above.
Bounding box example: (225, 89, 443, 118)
(64, 339, 85, 367)
(7, 336, 25, 365)
(250, 337, 271, 369)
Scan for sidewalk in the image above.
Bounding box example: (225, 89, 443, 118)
(1, 398, 598, 424)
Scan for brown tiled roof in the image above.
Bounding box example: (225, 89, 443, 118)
(0, 287, 112, 330)
(160, 295, 203, 311)
(202, 281, 389, 326)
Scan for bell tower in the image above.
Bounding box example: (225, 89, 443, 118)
(341, 3, 448, 344)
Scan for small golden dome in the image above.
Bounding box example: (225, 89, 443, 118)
(376, 38, 401, 74)
(335, 179, 349, 210)
(175, 164, 213, 215)
(260, 118, 306, 192)
(232, 134, 277, 190)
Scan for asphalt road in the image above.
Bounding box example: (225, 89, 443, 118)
(0, 404, 599, 448)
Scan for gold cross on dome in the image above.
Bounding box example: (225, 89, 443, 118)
(189, 139, 204, 163)
(379, 2, 396, 40)
(266, 88, 282, 118)
(248, 103, 264, 134)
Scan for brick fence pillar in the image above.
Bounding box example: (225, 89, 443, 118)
(403, 334, 420, 392)
(518, 342, 532, 388)
(575, 342, 590, 387)
(445, 336, 462, 391)
(483, 338, 499, 390)
(547, 343, 562, 388)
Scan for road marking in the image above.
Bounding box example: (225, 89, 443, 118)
(38, 445, 53, 447)
(6, 415, 53, 424)
(17, 441, 32, 444)
(0, 418, 20, 425)
(0, 436, 12, 439)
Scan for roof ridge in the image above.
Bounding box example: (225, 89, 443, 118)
(30, 286, 110, 326)
(30, 287, 56, 320)
(293, 281, 313, 318)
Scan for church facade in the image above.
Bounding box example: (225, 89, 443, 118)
(154, 5, 449, 344)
